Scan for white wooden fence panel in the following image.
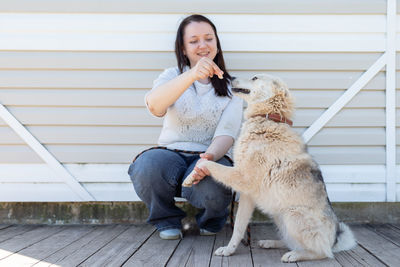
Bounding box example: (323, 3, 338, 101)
(1, 14, 385, 33)
(0, 126, 394, 146)
(0, 183, 81, 202)
(0, 164, 387, 183)
(0, 107, 389, 127)
(0, 182, 386, 202)
(0, 51, 383, 70)
(0, 1, 397, 201)
(0, 89, 388, 108)
(0, 70, 386, 90)
(0, 144, 388, 165)
(0, 0, 387, 14)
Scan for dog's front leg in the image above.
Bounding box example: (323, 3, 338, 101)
(215, 194, 255, 256)
(183, 161, 247, 193)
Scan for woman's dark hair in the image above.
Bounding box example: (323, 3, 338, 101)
(175, 14, 232, 97)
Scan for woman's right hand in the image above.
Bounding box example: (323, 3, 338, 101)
(190, 57, 224, 81)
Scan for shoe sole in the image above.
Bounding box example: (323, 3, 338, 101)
(159, 232, 182, 240)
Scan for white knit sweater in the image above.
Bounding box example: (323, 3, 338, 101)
(146, 66, 243, 155)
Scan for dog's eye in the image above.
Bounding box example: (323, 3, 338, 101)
(252, 76, 258, 81)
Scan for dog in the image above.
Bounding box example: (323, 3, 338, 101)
(182, 74, 356, 262)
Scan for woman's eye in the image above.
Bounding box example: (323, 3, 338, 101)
(206, 38, 213, 42)
(189, 40, 198, 44)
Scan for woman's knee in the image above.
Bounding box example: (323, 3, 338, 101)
(192, 177, 232, 210)
(128, 149, 186, 187)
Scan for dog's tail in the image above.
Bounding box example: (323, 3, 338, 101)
(332, 222, 357, 252)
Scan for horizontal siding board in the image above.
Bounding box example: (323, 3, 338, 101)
(294, 108, 388, 127)
(308, 146, 386, 165)
(307, 127, 387, 146)
(0, 107, 162, 126)
(82, 183, 138, 201)
(0, 146, 44, 163)
(1, 14, 385, 33)
(326, 183, 386, 202)
(0, 89, 387, 108)
(0, 107, 391, 127)
(0, 0, 387, 14)
(1, 32, 385, 52)
(0, 145, 388, 164)
(0, 183, 80, 201)
(0, 107, 390, 127)
(0, 70, 386, 90)
(0, 126, 161, 144)
(0, 51, 383, 71)
(0, 89, 148, 107)
(0, 126, 393, 146)
(0, 164, 389, 183)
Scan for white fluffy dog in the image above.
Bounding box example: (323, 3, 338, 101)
(183, 74, 356, 262)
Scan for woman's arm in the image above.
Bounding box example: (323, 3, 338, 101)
(191, 95, 243, 184)
(191, 135, 234, 184)
(146, 58, 224, 117)
(204, 135, 234, 162)
(146, 70, 196, 117)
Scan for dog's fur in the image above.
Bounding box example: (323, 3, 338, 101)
(182, 74, 356, 262)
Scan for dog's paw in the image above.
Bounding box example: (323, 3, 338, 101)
(258, 240, 275, 249)
(182, 178, 193, 187)
(182, 171, 196, 187)
(258, 239, 286, 249)
(214, 246, 235, 256)
(281, 251, 301, 263)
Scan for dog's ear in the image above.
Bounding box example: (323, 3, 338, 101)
(272, 80, 289, 96)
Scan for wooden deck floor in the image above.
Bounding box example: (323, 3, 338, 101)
(0, 223, 398, 266)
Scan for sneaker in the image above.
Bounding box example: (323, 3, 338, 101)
(200, 228, 216, 236)
(159, 228, 183, 240)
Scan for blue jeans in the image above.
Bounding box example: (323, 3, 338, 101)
(128, 148, 233, 232)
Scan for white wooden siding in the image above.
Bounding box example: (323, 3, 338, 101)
(0, 0, 398, 202)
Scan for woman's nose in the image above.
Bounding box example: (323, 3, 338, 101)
(198, 39, 207, 48)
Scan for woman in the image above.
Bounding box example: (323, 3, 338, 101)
(128, 14, 243, 240)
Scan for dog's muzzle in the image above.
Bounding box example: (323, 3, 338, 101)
(232, 88, 250, 94)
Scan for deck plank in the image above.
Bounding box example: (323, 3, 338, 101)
(0, 225, 37, 244)
(0, 225, 94, 266)
(79, 225, 154, 267)
(166, 231, 215, 267)
(0, 225, 11, 231)
(122, 230, 181, 267)
(334, 243, 386, 267)
(352, 225, 400, 266)
(250, 224, 296, 267)
(35, 224, 128, 267)
(0, 223, 396, 267)
(209, 225, 253, 267)
(366, 223, 400, 246)
(0, 225, 63, 261)
(209, 226, 229, 267)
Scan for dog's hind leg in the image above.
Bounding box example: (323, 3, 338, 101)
(214, 194, 255, 256)
(279, 208, 334, 262)
(258, 239, 286, 249)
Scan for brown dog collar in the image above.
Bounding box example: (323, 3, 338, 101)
(251, 113, 293, 126)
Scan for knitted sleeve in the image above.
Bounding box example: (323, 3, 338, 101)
(213, 95, 243, 140)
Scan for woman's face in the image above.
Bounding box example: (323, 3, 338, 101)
(183, 21, 218, 68)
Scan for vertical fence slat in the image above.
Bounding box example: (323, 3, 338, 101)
(385, 0, 396, 201)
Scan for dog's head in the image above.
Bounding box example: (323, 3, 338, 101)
(231, 74, 294, 119)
